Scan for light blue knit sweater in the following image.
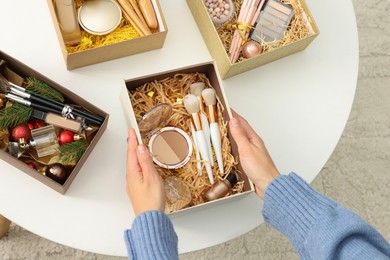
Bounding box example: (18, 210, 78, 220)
(124, 173, 390, 259)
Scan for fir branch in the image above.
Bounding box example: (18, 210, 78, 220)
(58, 140, 88, 164)
(0, 103, 32, 129)
(25, 77, 64, 102)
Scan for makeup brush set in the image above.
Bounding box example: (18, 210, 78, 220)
(0, 53, 108, 193)
(184, 82, 225, 185)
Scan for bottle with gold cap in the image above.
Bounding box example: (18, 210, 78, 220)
(203, 173, 238, 202)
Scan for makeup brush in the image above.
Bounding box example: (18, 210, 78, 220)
(0, 93, 61, 115)
(190, 123, 202, 175)
(190, 82, 214, 167)
(0, 76, 103, 125)
(202, 88, 224, 175)
(183, 94, 214, 184)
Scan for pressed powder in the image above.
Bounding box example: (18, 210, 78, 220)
(265, 5, 289, 20)
(138, 104, 192, 170)
(149, 127, 192, 169)
(268, 0, 292, 15)
(250, 0, 294, 42)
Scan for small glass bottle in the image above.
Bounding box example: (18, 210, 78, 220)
(203, 173, 238, 202)
(30, 125, 59, 157)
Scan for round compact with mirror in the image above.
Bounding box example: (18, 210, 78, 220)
(78, 0, 122, 35)
(138, 104, 192, 170)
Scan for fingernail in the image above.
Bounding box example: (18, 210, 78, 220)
(230, 118, 239, 127)
(138, 145, 147, 154)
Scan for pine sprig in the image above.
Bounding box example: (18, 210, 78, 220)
(0, 103, 32, 129)
(26, 77, 64, 102)
(58, 140, 88, 164)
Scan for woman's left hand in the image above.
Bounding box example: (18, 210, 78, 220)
(126, 128, 165, 216)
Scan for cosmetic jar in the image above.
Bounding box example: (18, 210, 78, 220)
(138, 104, 193, 170)
(30, 125, 59, 158)
(203, 172, 237, 201)
(204, 0, 234, 25)
(164, 176, 192, 212)
(78, 0, 122, 35)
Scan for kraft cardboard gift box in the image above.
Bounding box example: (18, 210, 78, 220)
(0, 51, 109, 194)
(47, 0, 168, 70)
(186, 0, 319, 79)
(120, 61, 255, 215)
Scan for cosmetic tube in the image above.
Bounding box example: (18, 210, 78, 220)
(31, 109, 83, 133)
(54, 0, 81, 45)
(203, 173, 237, 202)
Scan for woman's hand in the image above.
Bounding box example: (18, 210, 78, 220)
(126, 128, 165, 215)
(229, 112, 280, 199)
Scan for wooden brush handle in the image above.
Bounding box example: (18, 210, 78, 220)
(129, 0, 148, 27)
(121, 8, 144, 36)
(139, 0, 158, 30)
(116, 0, 151, 36)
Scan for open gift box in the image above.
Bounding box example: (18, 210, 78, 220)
(186, 0, 319, 79)
(47, 0, 168, 70)
(0, 50, 109, 194)
(120, 61, 254, 215)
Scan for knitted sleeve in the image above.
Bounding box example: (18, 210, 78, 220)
(124, 210, 178, 260)
(262, 172, 390, 260)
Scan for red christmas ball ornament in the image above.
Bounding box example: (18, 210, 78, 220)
(27, 123, 35, 131)
(58, 130, 76, 145)
(26, 162, 37, 169)
(11, 125, 31, 142)
(34, 120, 46, 129)
(27, 119, 37, 130)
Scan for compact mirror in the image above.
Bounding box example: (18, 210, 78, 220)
(138, 104, 172, 136)
(78, 0, 122, 35)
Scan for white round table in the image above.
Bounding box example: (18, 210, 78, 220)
(0, 0, 358, 256)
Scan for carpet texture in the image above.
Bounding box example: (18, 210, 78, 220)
(1, 0, 389, 259)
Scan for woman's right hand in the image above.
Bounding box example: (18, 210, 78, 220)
(229, 112, 280, 199)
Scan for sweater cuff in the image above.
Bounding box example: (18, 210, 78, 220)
(262, 172, 337, 251)
(124, 210, 178, 260)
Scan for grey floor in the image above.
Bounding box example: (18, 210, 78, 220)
(1, 0, 389, 259)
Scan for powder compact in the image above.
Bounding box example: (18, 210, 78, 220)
(138, 104, 193, 169)
(78, 0, 122, 35)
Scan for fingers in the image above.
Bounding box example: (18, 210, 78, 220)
(137, 144, 159, 180)
(127, 128, 142, 179)
(229, 113, 263, 148)
(229, 117, 251, 147)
